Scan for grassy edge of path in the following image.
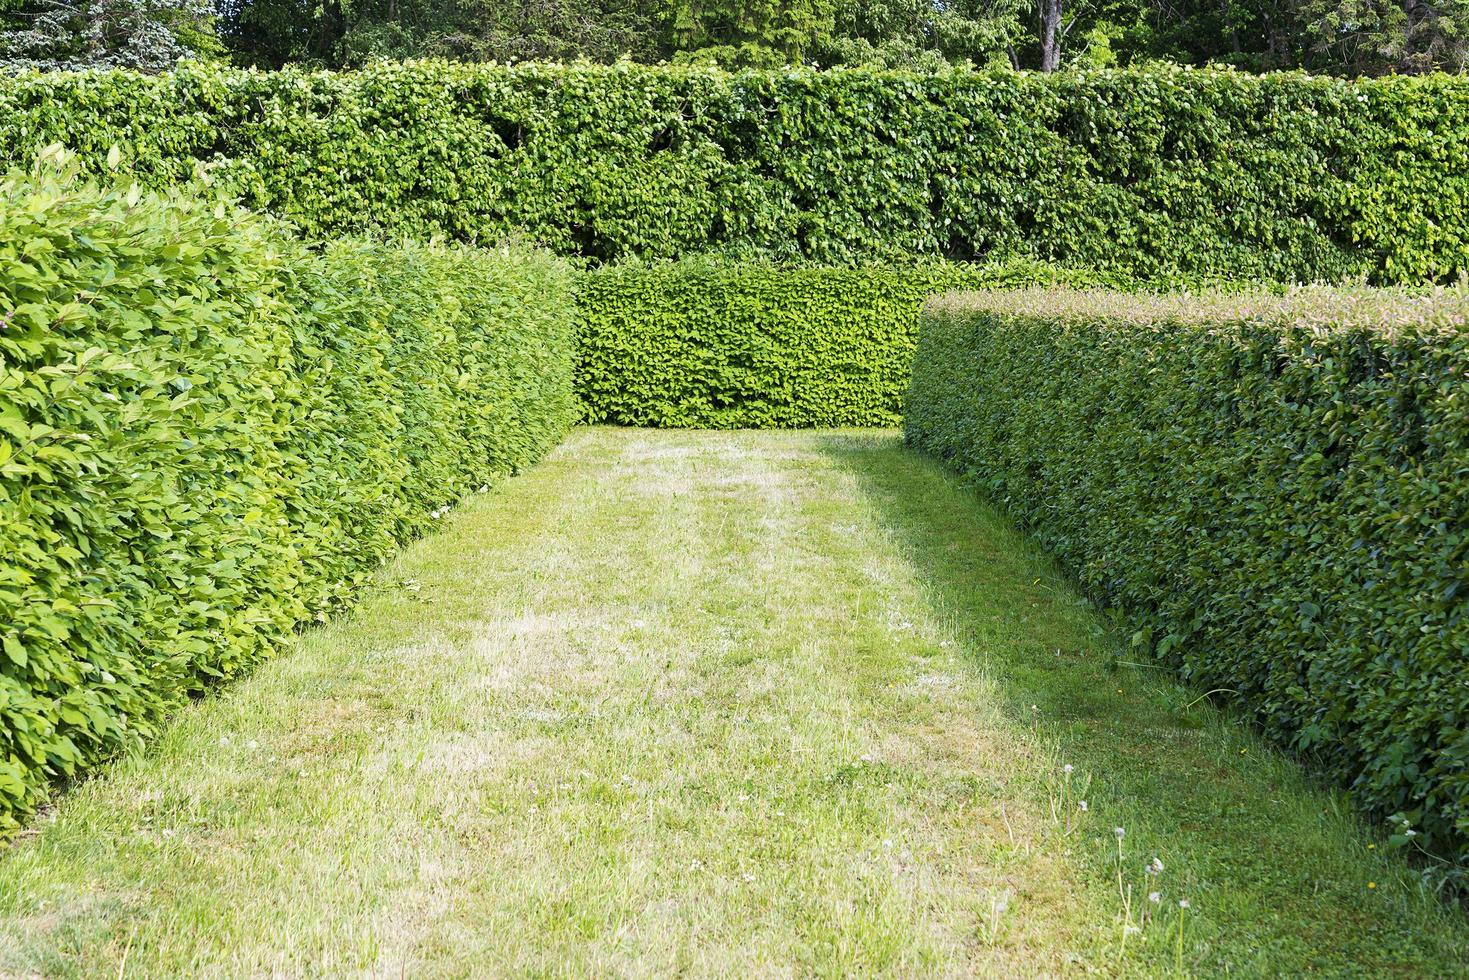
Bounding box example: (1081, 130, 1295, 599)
(0, 428, 1463, 976)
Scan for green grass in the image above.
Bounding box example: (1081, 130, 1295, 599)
(0, 428, 1465, 975)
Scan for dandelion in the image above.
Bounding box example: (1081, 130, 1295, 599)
(1062, 764, 1074, 775)
(1078, 800, 1089, 812)
(1148, 891, 1161, 904)
(1148, 857, 1164, 875)
(1367, 881, 1377, 889)
(247, 739, 259, 750)
(1178, 899, 1189, 909)
(1114, 826, 1126, 839)
(218, 736, 230, 747)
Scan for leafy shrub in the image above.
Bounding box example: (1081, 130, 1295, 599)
(0, 62, 1467, 281)
(576, 259, 1117, 428)
(906, 287, 1469, 861)
(0, 162, 576, 832)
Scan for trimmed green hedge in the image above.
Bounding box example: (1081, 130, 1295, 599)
(2, 62, 1469, 281)
(576, 260, 1126, 428)
(906, 288, 1469, 861)
(0, 165, 576, 832)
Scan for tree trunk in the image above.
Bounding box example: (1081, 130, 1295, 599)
(1039, 0, 1062, 71)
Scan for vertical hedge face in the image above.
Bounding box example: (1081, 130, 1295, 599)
(575, 260, 1113, 428)
(0, 63, 1467, 281)
(905, 289, 1469, 862)
(0, 168, 576, 832)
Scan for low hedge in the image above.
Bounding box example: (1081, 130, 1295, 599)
(906, 288, 1469, 861)
(576, 259, 1123, 428)
(0, 164, 576, 831)
(2, 62, 1469, 281)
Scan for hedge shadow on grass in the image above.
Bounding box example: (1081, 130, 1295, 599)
(814, 430, 1469, 975)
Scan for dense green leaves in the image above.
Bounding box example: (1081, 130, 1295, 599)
(906, 288, 1469, 863)
(0, 165, 577, 833)
(576, 259, 1115, 428)
(2, 62, 1468, 281)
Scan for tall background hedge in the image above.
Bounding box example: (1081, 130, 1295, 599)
(2, 61, 1469, 282)
(906, 288, 1469, 861)
(0, 164, 576, 831)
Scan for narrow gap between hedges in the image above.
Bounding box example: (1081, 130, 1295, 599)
(0, 429, 1466, 977)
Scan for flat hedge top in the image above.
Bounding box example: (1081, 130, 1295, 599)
(929, 286, 1469, 335)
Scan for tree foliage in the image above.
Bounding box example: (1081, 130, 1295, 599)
(205, 0, 1469, 74)
(0, 0, 220, 70)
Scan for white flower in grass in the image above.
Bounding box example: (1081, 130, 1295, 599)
(1114, 826, 1125, 839)
(1062, 764, 1074, 775)
(1178, 899, 1190, 909)
(1148, 891, 1161, 904)
(1077, 800, 1088, 812)
(1148, 857, 1164, 875)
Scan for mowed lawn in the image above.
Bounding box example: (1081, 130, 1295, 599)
(1, 428, 1466, 976)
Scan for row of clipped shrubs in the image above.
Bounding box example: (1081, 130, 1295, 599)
(905, 288, 1469, 862)
(0, 164, 577, 832)
(576, 259, 1131, 428)
(2, 62, 1469, 281)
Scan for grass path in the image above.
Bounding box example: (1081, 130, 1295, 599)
(1, 428, 1466, 976)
